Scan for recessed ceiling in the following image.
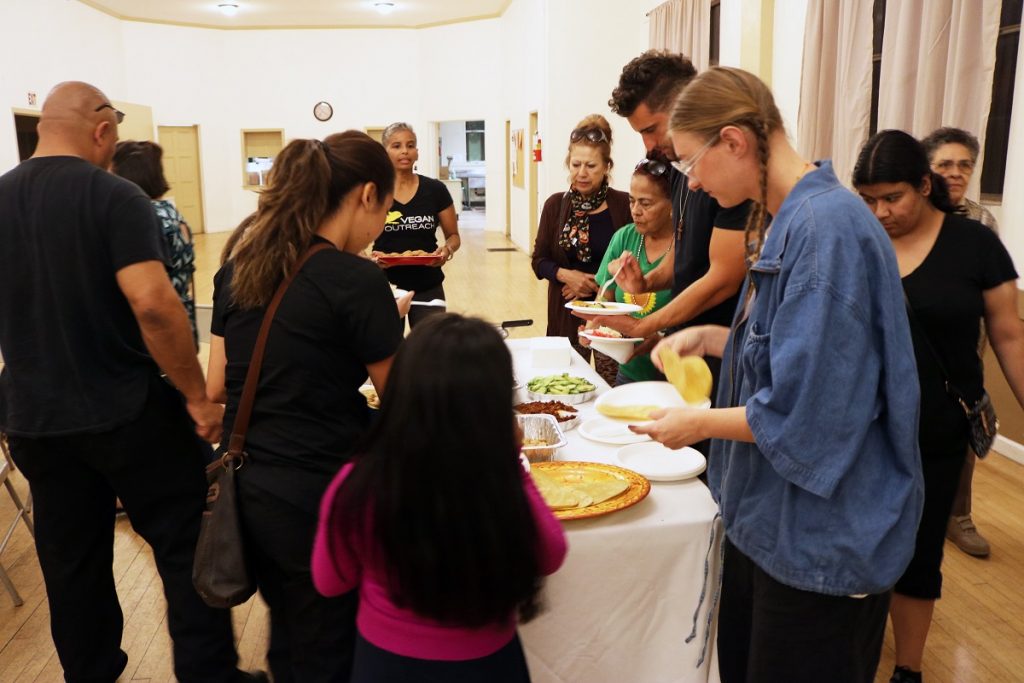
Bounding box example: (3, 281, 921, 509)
(77, 0, 513, 30)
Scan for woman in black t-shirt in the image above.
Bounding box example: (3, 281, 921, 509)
(207, 131, 407, 682)
(854, 130, 1024, 683)
(371, 122, 460, 327)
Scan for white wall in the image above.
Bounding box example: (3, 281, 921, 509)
(995, 32, 1024, 289)
(0, 0, 126, 167)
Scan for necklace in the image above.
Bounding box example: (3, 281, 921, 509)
(625, 232, 673, 315)
(635, 233, 674, 263)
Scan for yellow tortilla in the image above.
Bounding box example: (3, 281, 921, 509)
(573, 478, 629, 505)
(596, 403, 660, 421)
(658, 348, 713, 404)
(531, 469, 593, 510)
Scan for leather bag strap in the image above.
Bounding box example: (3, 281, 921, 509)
(225, 242, 334, 457)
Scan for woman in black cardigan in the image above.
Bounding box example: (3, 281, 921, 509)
(531, 114, 631, 378)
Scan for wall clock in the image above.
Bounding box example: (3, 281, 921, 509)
(313, 101, 333, 122)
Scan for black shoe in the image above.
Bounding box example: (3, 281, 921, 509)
(232, 671, 270, 683)
(890, 666, 922, 683)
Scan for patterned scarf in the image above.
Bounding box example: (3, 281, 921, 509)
(557, 180, 609, 263)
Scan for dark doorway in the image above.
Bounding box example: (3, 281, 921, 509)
(14, 114, 40, 162)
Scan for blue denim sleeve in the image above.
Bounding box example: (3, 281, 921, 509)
(745, 286, 881, 499)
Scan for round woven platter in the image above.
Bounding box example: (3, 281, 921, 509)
(532, 461, 651, 521)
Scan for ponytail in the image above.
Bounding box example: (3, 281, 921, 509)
(230, 131, 394, 309)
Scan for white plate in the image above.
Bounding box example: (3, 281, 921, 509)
(593, 381, 710, 423)
(578, 330, 644, 344)
(578, 416, 651, 445)
(392, 287, 409, 299)
(564, 301, 642, 316)
(616, 443, 706, 481)
(582, 334, 644, 364)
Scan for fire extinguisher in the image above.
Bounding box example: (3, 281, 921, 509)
(533, 135, 542, 162)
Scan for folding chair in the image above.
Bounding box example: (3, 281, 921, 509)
(0, 433, 34, 606)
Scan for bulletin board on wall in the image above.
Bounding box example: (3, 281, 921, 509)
(512, 128, 525, 188)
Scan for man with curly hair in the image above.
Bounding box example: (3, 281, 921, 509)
(584, 52, 748, 408)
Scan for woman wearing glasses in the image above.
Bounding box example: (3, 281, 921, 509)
(530, 115, 631, 375)
(634, 68, 924, 682)
(590, 152, 675, 384)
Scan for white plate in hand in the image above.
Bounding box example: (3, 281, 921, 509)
(594, 381, 709, 423)
(616, 443, 706, 481)
(578, 416, 650, 445)
(564, 301, 642, 316)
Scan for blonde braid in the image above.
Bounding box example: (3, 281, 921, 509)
(743, 119, 771, 269)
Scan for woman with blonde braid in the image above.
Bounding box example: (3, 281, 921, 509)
(632, 67, 924, 682)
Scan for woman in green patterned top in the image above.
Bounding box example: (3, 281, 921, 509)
(593, 154, 675, 384)
(112, 141, 197, 347)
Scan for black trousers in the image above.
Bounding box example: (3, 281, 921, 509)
(351, 633, 531, 683)
(238, 476, 357, 683)
(717, 538, 890, 683)
(8, 376, 238, 683)
(407, 283, 446, 328)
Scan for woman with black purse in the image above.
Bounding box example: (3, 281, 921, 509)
(207, 131, 408, 682)
(853, 130, 1024, 683)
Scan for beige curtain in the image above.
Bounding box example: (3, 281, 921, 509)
(648, 0, 712, 72)
(877, 0, 1001, 197)
(796, 0, 874, 186)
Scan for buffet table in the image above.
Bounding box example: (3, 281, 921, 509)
(509, 339, 723, 683)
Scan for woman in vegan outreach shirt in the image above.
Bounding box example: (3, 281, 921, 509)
(372, 122, 461, 327)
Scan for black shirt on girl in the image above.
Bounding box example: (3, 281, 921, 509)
(903, 214, 1018, 457)
(373, 174, 454, 293)
(212, 236, 403, 511)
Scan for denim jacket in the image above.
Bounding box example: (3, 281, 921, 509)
(710, 161, 924, 596)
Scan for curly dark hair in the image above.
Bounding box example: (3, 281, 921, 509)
(609, 50, 697, 117)
(920, 126, 981, 162)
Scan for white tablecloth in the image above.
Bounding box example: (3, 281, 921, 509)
(510, 339, 722, 683)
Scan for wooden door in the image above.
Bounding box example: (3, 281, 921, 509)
(158, 126, 205, 234)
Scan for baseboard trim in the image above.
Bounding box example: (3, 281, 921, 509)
(994, 435, 1024, 466)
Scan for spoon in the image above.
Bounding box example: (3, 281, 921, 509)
(409, 299, 447, 307)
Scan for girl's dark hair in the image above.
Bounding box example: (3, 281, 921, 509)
(852, 129, 956, 213)
(330, 314, 544, 626)
(111, 140, 170, 199)
(230, 130, 395, 309)
(220, 212, 256, 265)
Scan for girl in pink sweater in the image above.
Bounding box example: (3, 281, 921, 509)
(313, 313, 567, 682)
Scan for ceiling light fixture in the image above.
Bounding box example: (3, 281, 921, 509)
(217, 3, 239, 16)
(374, 2, 396, 15)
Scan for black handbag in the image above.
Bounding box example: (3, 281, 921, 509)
(193, 243, 333, 608)
(904, 295, 999, 458)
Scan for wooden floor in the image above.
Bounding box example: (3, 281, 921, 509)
(2, 218, 1023, 681)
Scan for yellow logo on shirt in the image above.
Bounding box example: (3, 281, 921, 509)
(385, 211, 402, 224)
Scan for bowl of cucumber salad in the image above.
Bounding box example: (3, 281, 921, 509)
(526, 373, 597, 405)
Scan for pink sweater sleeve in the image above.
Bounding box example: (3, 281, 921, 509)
(312, 462, 361, 597)
(522, 469, 568, 575)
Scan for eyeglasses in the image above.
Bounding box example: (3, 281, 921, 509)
(95, 103, 125, 124)
(933, 159, 975, 173)
(569, 127, 608, 144)
(635, 157, 671, 177)
(671, 135, 718, 176)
